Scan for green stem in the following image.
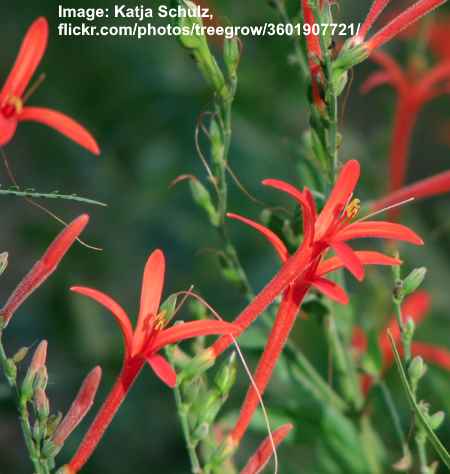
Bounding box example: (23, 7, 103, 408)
(325, 310, 363, 410)
(0, 330, 46, 474)
(393, 298, 412, 362)
(173, 383, 203, 474)
(416, 430, 429, 474)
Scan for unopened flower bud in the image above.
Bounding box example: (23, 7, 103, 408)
(52, 366, 102, 447)
(0, 252, 8, 276)
(403, 267, 427, 296)
(223, 36, 240, 78)
(408, 356, 427, 389)
(214, 352, 237, 396)
(189, 179, 220, 227)
(179, 348, 216, 383)
(22, 340, 48, 400)
(404, 318, 416, 341)
(46, 412, 63, 437)
(429, 411, 445, 431)
(12, 346, 29, 364)
(34, 387, 50, 419)
(4, 358, 17, 384)
(42, 439, 62, 459)
(0, 216, 89, 326)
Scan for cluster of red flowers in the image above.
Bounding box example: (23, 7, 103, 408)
(1, 1, 450, 472)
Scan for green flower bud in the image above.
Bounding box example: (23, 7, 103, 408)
(214, 352, 237, 396)
(42, 439, 62, 459)
(333, 42, 369, 73)
(209, 119, 225, 168)
(179, 348, 216, 383)
(4, 358, 17, 384)
(0, 252, 8, 276)
(12, 346, 29, 364)
(46, 412, 63, 438)
(408, 356, 427, 389)
(178, 1, 206, 50)
(429, 411, 445, 431)
(223, 36, 240, 79)
(404, 317, 416, 343)
(189, 179, 220, 227)
(403, 267, 427, 296)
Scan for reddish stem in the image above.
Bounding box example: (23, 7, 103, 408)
(68, 358, 144, 472)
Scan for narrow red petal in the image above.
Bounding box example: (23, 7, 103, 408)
(315, 160, 360, 239)
(330, 241, 365, 281)
(310, 277, 349, 304)
(411, 342, 450, 371)
(70, 286, 134, 355)
(135, 250, 166, 349)
(146, 354, 177, 388)
(357, 0, 392, 42)
(240, 424, 293, 474)
(366, 0, 447, 51)
(335, 220, 424, 245)
(19, 107, 100, 155)
(317, 251, 401, 276)
(372, 171, 450, 211)
(227, 213, 288, 262)
(0, 18, 48, 100)
(153, 320, 239, 352)
(0, 215, 89, 324)
(262, 179, 314, 245)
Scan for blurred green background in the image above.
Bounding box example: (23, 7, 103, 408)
(1, 0, 449, 472)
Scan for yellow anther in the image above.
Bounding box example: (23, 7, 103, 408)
(6, 95, 23, 114)
(154, 311, 167, 331)
(346, 198, 361, 219)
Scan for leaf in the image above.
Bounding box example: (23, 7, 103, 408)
(388, 330, 450, 469)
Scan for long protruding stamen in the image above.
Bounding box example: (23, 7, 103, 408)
(357, 198, 415, 222)
(22, 73, 46, 103)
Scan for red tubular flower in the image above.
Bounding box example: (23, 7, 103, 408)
(227, 212, 400, 445)
(52, 367, 102, 448)
(211, 160, 423, 359)
(362, 49, 450, 198)
(0, 214, 89, 327)
(0, 18, 99, 154)
(353, 291, 450, 393)
(240, 423, 293, 474)
(67, 250, 238, 473)
(353, 0, 448, 52)
(207, 159, 420, 447)
(372, 170, 450, 212)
